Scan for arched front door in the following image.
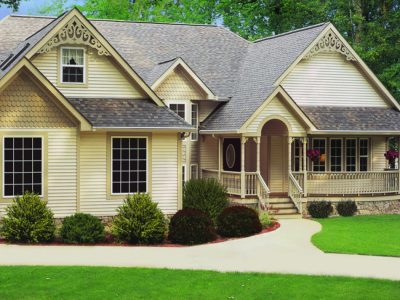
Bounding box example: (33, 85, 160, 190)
(260, 119, 289, 196)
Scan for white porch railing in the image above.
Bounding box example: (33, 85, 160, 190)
(202, 169, 270, 208)
(289, 172, 303, 212)
(307, 171, 399, 195)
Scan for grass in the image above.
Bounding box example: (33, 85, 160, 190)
(0, 266, 398, 299)
(312, 214, 400, 257)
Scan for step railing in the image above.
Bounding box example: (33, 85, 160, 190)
(289, 172, 304, 213)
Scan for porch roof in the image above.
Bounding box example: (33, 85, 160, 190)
(68, 98, 194, 130)
(302, 106, 400, 132)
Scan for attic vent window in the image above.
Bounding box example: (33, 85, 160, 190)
(61, 47, 85, 84)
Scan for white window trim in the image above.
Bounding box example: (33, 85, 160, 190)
(110, 136, 148, 195)
(60, 46, 86, 84)
(359, 138, 370, 171)
(345, 138, 357, 172)
(292, 138, 303, 172)
(2, 136, 44, 198)
(190, 163, 198, 179)
(191, 103, 198, 141)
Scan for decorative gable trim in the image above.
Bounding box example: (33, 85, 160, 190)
(304, 29, 356, 61)
(38, 17, 110, 56)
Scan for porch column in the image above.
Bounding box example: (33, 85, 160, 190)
(218, 136, 222, 181)
(302, 137, 308, 197)
(255, 137, 261, 174)
(241, 136, 247, 198)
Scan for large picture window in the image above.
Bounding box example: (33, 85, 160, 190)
(346, 139, 357, 171)
(3, 137, 42, 197)
(111, 137, 147, 194)
(61, 47, 85, 83)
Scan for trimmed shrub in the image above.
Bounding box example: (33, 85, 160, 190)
(183, 178, 228, 223)
(61, 213, 105, 244)
(112, 194, 166, 244)
(337, 200, 358, 217)
(217, 206, 262, 237)
(168, 208, 217, 245)
(259, 212, 272, 229)
(307, 201, 333, 218)
(0, 192, 55, 243)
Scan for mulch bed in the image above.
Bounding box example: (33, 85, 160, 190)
(0, 221, 280, 248)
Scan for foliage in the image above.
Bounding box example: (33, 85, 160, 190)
(307, 201, 333, 218)
(0, 192, 55, 243)
(60, 213, 105, 244)
(336, 200, 358, 217)
(217, 206, 262, 237)
(40, 0, 400, 101)
(259, 211, 272, 229)
(0, 0, 22, 11)
(112, 194, 166, 244)
(168, 208, 216, 245)
(312, 215, 400, 256)
(183, 178, 228, 223)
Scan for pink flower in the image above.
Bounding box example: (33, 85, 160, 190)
(384, 150, 399, 161)
(306, 149, 321, 162)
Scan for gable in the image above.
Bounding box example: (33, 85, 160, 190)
(155, 65, 207, 100)
(32, 47, 146, 99)
(244, 94, 307, 136)
(282, 52, 389, 107)
(0, 72, 76, 128)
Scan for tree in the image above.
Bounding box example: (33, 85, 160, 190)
(0, 0, 23, 11)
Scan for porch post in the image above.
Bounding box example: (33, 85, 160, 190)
(255, 137, 261, 174)
(302, 137, 308, 197)
(241, 136, 247, 198)
(218, 136, 222, 181)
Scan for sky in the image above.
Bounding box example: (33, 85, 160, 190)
(0, 0, 82, 19)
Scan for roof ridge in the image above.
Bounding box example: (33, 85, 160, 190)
(9, 14, 57, 19)
(253, 22, 330, 43)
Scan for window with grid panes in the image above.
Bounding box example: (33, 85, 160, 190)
(346, 139, 357, 171)
(312, 139, 326, 171)
(3, 137, 42, 197)
(111, 137, 147, 194)
(169, 104, 185, 119)
(330, 139, 342, 171)
(61, 48, 85, 83)
(191, 103, 198, 141)
(359, 139, 369, 171)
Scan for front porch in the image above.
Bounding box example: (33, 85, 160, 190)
(200, 119, 400, 216)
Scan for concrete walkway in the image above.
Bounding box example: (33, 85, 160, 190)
(0, 219, 399, 281)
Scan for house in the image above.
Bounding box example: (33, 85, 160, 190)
(0, 9, 399, 219)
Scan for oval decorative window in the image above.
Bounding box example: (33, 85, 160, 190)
(226, 144, 236, 169)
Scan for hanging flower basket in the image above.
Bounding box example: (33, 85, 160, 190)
(306, 149, 321, 162)
(384, 150, 399, 169)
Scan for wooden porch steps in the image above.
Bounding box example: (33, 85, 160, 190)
(268, 197, 302, 219)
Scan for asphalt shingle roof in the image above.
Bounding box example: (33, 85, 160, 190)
(301, 106, 400, 131)
(68, 98, 193, 129)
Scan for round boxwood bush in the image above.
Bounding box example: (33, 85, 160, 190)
(337, 200, 357, 217)
(0, 192, 55, 243)
(307, 201, 333, 218)
(61, 213, 105, 244)
(217, 206, 262, 238)
(112, 193, 166, 244)
(183, 178, 228, 223)
(168, 208, 217, 245)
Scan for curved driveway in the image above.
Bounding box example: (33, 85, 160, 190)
(0, 219, 399, 280)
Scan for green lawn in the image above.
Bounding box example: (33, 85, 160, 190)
(312, 214, 400, 257)
(0, 266, 398, 299)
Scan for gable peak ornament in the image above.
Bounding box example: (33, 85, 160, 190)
(38, 17, 110, 56)
(304, 30, 356, 61)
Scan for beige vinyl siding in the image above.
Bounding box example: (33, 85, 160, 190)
(79, 132, 179, 216)
(246, 96, 306, 135)
(47, 129, 78, 217)
(32, 48, 145, 99)
(267, 136, 288, 193)
(151, 133, 179, 214)
(0, 128, 78, 218)
(371, 136, 387, 171)
(282, 52, 389, 107)
(155, 66, 206, 100)
(200, 135, 218, 170)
